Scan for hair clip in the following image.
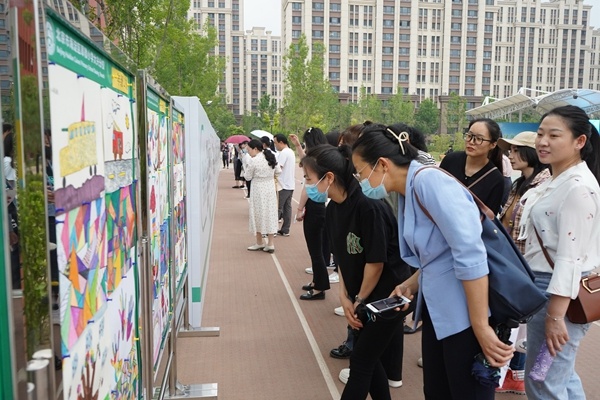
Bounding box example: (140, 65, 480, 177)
(307, 127, 313, 133)
(386, 128, 409, 155)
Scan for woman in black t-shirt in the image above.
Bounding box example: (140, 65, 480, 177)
(301, 144, 412, 400)
(440, 118, 504, 214)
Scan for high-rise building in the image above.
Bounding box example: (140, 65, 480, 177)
(243, 27, 282, 114)
(189, 0, 245, 114)
(281, 0, 600, 122)
(189, 1, 283, 117)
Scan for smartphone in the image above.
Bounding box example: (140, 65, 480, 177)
(366, 296, 411, 314)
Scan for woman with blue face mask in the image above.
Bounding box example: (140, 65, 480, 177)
(352, 124, 514, 400)
(301, 144, 413, 400)
(289, 127, 334, 300)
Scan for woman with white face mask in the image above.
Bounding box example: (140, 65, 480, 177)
(352, 124, 514, 400)
(301, 143, 412, 400)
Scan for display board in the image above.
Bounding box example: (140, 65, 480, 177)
(172, 96, 220, 328)
(145, 88, 172, 370)
(171, 104, 187, 292)
(45, 10, 140, 399)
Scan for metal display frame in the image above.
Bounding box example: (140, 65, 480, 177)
(137, 71, 218, 400)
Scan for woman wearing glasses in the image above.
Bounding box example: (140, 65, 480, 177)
(440, 118, 505, 214)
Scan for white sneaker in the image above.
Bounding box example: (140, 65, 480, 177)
(339, 368, 350, 384)
(388, 379, 403, 388)
(417, 357, 423, 368)
(329, 272, 339, 283)
(334, 306, 344, 317)
(247, 244, 265, 251)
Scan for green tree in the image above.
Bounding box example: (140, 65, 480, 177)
(257, 94, 278, 132)
(282, 35, 337, 134)
(414, 99, 440, 135)
(205, 96, 237, 139)
(385, 89, 415, 126)
(241, 111, 263, 133)
(88, 0, 223, 103)
(445, 92, 467, 135)
(353, 87, 383, 123)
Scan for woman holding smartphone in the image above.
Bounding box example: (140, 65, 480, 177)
(352, 124, 513, 400)
(301, 144, 412, 400)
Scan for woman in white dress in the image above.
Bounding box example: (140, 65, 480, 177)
(244, 139, 281, 253)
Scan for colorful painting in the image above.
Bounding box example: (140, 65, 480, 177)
(47, 14, 140, 399)
(147, 91, 172, 370)
(172, 108, 187, 289)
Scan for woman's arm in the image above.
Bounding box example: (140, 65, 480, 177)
(296, 187, 308, 221)
(463, 277, 514, 367)
(289, 134, 306, 159)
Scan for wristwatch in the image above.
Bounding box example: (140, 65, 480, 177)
(354, 295, 365, 304)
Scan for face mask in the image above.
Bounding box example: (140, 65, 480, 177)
(305, 175, 329, 203)
(359, 162, 388, 200)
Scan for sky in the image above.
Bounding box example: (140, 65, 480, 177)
(244, 0, 600, 37)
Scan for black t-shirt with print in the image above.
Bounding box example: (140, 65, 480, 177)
(325, 188, 412, 302)
(440, 151, 504, 214)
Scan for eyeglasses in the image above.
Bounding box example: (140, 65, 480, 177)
(353, 164, 369, 182)
(353, 161, 378, 182)
(463, 132, 493, 145)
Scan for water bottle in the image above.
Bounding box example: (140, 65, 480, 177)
(529, 342, 554, 381)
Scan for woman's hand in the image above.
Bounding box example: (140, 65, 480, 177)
(473, 325, 514, 368)
(389, 284, 413, 312)
(545, 317, 569, 357)
(341, 297, 363, 330)
(289, 134, 301, 148)
(295, 207, 305, 221)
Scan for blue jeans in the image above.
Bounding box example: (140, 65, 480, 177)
(525, 272, 590, 400)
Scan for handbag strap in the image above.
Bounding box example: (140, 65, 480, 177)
(467, 166, 499, 190)
(533, 227, 555, 269)
(413, 166, 495, 221)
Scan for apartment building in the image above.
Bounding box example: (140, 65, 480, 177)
(189, 0, 283, 117)
(282, 0, 600, 115)
(243, 27, 282, 114)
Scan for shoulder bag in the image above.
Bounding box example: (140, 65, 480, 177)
(414, 167, 547, 327)
(533, 228, 600, 324)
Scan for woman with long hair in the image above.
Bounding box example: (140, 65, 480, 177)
(440, 118, 505, 214)
(496, 131, 551, 394)
(243, 139, 280, 253)
(352, 124, 513, 399)
(518, 106, 600, 398)
(301, 143, 412, 399)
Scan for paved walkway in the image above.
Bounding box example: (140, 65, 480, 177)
(176, 165, 600, 400)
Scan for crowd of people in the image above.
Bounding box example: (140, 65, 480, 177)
(222, 104, 599, 400)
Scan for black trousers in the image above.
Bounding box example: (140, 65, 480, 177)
(421, 302, 494, 400)
(303, 199, 329, 291)
(342, 312, 403, 400)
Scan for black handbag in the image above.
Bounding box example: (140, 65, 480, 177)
(414, 167, 547, 327)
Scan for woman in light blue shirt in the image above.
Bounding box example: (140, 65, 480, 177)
(352, 124, 513, 400)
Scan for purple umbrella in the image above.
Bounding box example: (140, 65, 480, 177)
(225, 135, 251, 144)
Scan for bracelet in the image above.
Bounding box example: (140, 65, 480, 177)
(355, 295, 365, 304)
(546, 313, 564, 321)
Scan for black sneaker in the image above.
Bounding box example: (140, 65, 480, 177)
(277, 230, 290, 237)
(330, 343, 352, 359)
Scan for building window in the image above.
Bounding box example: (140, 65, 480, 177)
(292, 2, 301, 10)
(330, 17, 341, 24)
(313, 2, 324, 10)
(313, 16, 324, 24)
(330, 3, 341, 11)
(292, 16, 301, 23)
